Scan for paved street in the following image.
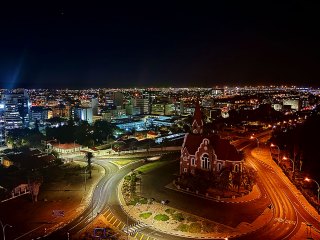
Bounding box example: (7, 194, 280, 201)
(238, 146, 320, 240)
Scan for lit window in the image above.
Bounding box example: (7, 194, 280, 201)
(217, 162, 222, 171)
(201, 154, 210, 170)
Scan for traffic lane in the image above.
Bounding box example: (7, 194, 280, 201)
(251, 148, 320, 234)
(141, 160, 270, 228)
(243, 155, 298, 239)
(67, 164, 118, 232)
(275, 177, 320, 233)
(43, 162, 117, 239)
(263, 164, 320, 232)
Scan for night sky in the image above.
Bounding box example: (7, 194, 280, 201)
(0, 2, 319, 89)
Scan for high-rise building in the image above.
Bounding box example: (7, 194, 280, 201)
(52, 104, 71, 118)
(282, 98, 301, 111)
(74, 107, 93, 124)
(113, 92, 124, 108)
(164, 103, 175, 116)
(132, 97, 149, 114)
(91, 98, 99, 115)
(151, 104, 165, 115)
(0, 102, 5, 145)
(2, 89, 30, 129)
(30, 106, 51, 123)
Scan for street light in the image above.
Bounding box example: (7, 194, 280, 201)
(304, 177, 320, 210)
(270, 143, 280, 164)
(84, 165, 89, 191)
(250, 135, 259, 148)
(126, 202, 140, 240)
(283, 156, 295, 173)
(0, 220, 12, 240)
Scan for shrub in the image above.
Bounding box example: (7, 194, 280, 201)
(176, 223, 189, 232)
(189, 222, 202, 233)
(154, 214, 169, 221)
(202, 222, 214, 233)
(124, 175, 131, 181)
(139, 198, 148, 204)
(186, 216, 197, 222)
(165, 208, 176, 215)
(139, 212, 152, 219)
(172, 212, 184, 222)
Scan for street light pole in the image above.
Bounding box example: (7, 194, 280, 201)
(0, 220, 12, 240)
(270, 143, 280, 164)
(250, 136, 259, 148)
(283, 156, 295, 173)
(84, 166, 89, 191)
(305, 177, 320, 210)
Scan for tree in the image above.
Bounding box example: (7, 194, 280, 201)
(93, 120, 114, 144)
(28, 170, 43, 203)
(6, 128, 44, 149)
(232, 172, 242, 192)
(86, 152, 94, 179)
(219, 168, 232, 191)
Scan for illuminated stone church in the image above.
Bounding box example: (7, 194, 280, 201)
(180, 101, 243, 175)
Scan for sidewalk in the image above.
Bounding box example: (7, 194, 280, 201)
(165, 181, 261, 204)
(118, 175, 272, 239)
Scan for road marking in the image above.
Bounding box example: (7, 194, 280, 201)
(134, 232, 138, 238)
(117, 221, 122, 228)
(146, 236, 150, 240)
(139, 233, 144, 240)
(105, 211, 112, 219)
(109, 216, 114, 222)
(274, 218, 296, 225)
(112, 218, 118, 225)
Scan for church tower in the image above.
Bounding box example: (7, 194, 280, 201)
(191, 100, 203, 134)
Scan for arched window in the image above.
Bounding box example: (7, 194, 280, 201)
(191, 158, 195, 166)
(234, 164, 239, 172)
(217, 162, 222, 171)
(201, 154, 210, 170)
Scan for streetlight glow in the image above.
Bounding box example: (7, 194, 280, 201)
(250, 136, 259, 148)
(283, 156, 295, 173)
(270, 143, 280, 165)
(304, 177, 320, 211)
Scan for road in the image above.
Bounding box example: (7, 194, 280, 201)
(237, 145, 320, 240)
(42, 160, 143, 239)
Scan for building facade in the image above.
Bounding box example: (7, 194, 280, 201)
(180, 101, 243, 175)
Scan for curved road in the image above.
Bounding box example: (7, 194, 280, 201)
(238, 146, 320, 239)
(43, 160, 144, 239)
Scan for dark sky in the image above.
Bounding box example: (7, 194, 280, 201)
(0, 1, 319, 89)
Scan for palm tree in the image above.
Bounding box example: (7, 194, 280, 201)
(86, 152, 94, 179)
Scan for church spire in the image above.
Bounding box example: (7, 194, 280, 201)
(191, 100, 203, 134)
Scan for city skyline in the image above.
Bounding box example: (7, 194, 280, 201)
(0, 83, 320, 239)
(1, 2, 320, 89)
